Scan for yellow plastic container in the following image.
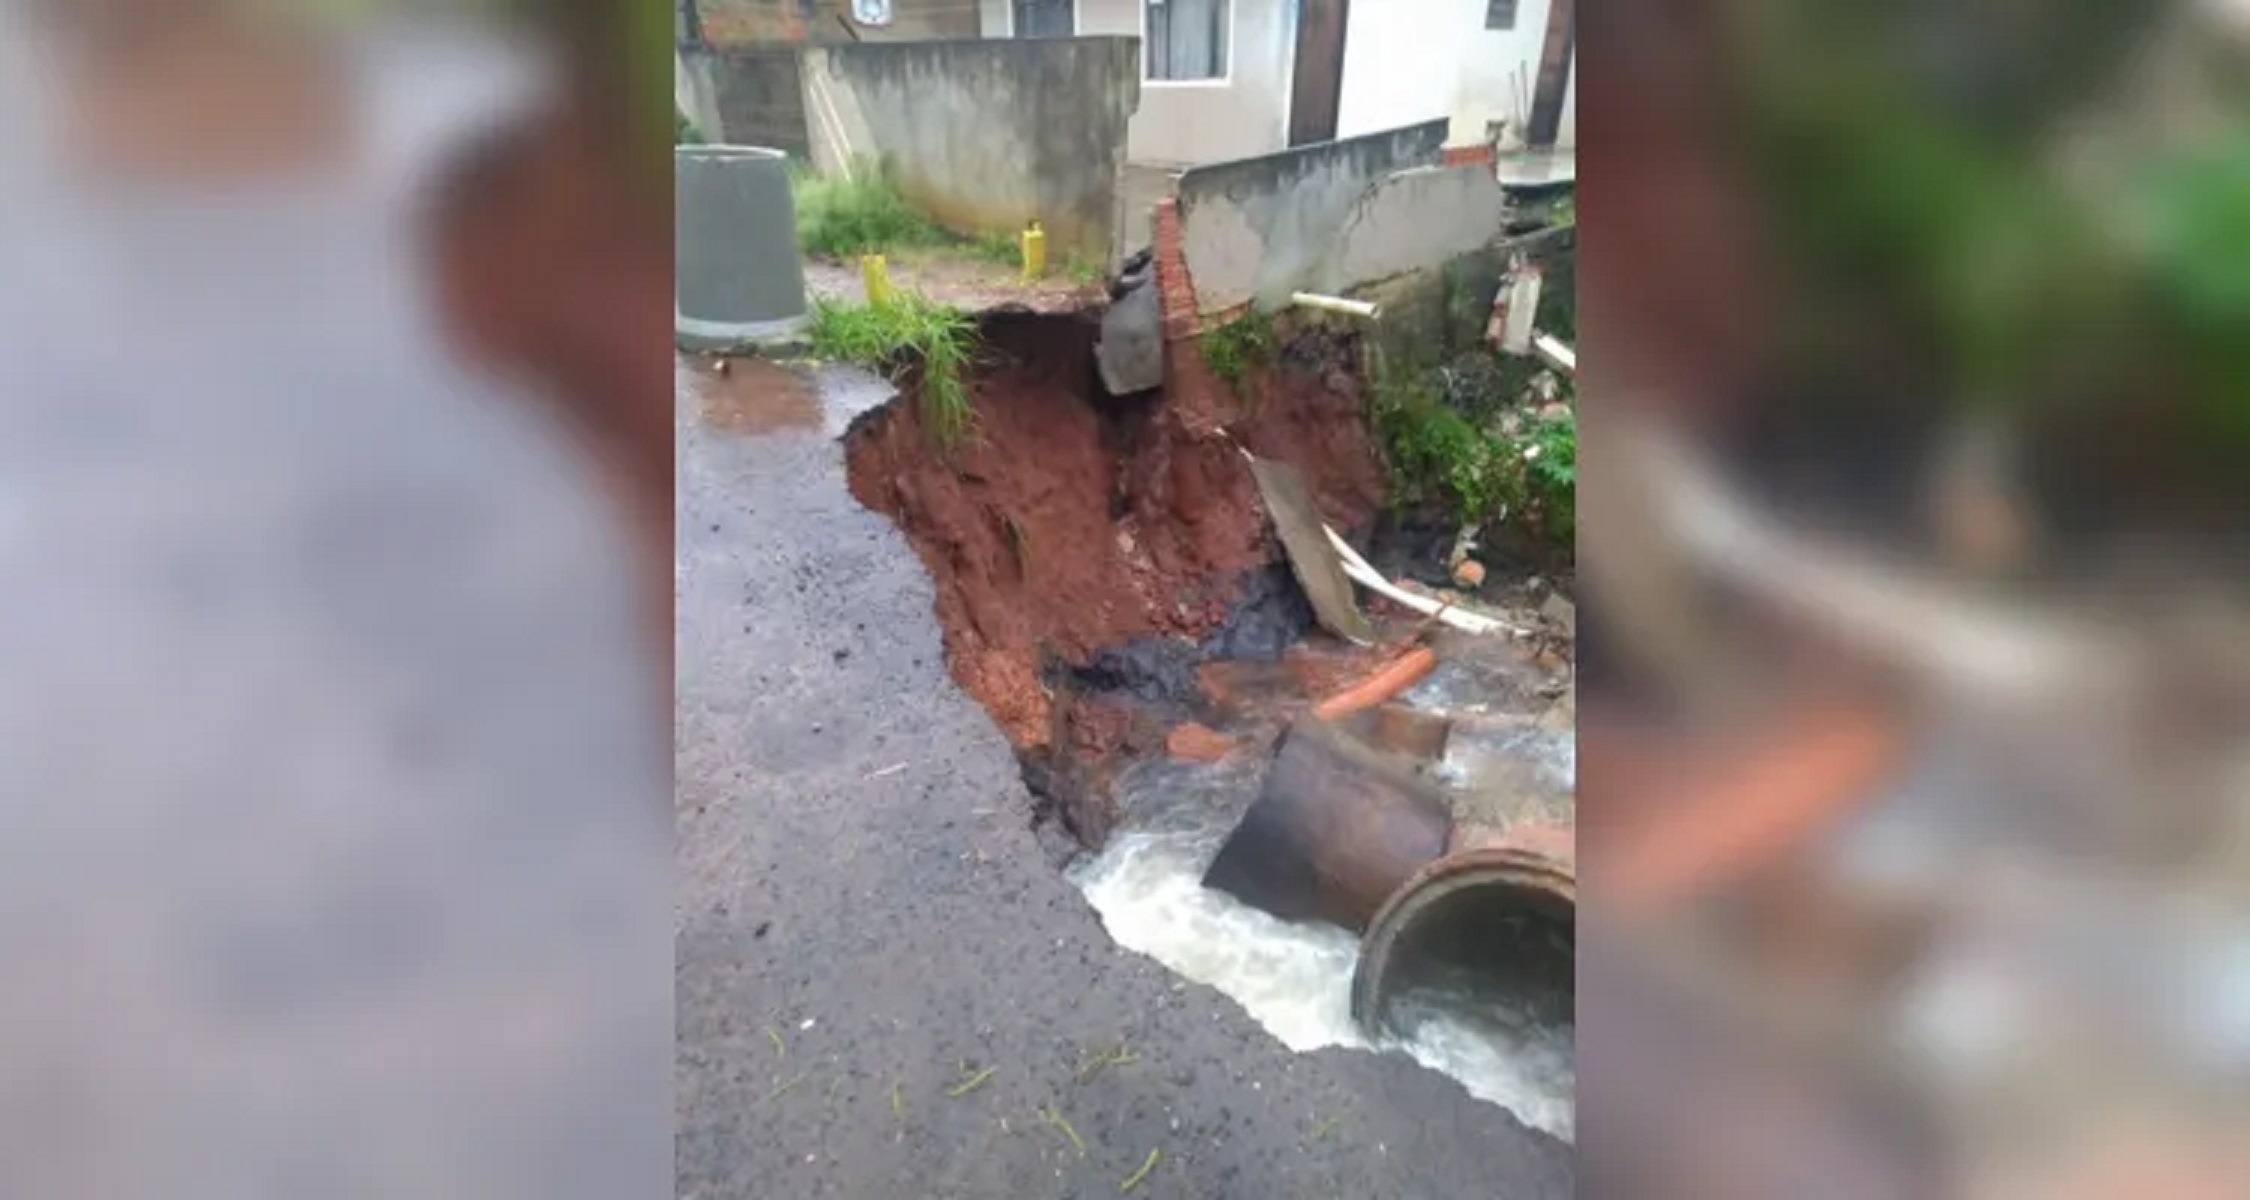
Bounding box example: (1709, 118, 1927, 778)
(1019, 221, 1046, 282)
(860, 254, 896, 308)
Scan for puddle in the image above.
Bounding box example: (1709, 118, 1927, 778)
(1068, 737, 1577, 1142)
(688, 356, 820, 434)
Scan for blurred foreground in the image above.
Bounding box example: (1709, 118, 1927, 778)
(1581, 2, 2250, 1197)
(0, 3, 670, 1196)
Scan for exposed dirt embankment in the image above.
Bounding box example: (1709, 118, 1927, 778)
(845, 311, 1386, 842)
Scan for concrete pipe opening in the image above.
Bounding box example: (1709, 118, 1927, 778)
(676, 145, 809, 351)
(1350, 847, 1576, 1042)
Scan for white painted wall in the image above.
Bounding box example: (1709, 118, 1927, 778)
(1335, 0, 1571, 150)
(1557, 50, 1573, 147)
(1080, 0, 1296, 165)
(978, 0, 1009, 35)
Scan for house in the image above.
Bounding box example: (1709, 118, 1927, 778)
(682, 0, 980, 47)
(976, 0, 1575, 166)
(678, 0, 989, 155)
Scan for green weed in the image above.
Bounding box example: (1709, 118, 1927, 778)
(1523, 405, 1576, 544)
(1199, 310, 1272, 395)
(1372, 364, 1575, 554)
(963, 229, 1024, 268)
(1062, 254, 1108, 287)
(793, 164, 950, 259)
(808, 293, 979, 448)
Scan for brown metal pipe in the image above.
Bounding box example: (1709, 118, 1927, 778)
(1202, 722, 1454, 933)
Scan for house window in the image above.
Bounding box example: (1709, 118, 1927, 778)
(1147, 0, 1229, 81)
(1486, 0, 1518, 29)
(1014, 0, 1073, 38)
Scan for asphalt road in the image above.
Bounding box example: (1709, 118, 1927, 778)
(674, 358, 1572, 1199)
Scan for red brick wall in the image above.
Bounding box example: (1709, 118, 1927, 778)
(1440, 143, 1498, 170)
(1152, 198, 1200, 342)
(1150, 198, 1231, 431)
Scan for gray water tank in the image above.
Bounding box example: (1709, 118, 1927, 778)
(676, 145, 810, 350)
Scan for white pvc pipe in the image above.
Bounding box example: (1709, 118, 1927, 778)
(1532, 332, 1576, 377)
(1291, 292, 1381, 319)
(1231, 444, 1517, 639)
(1324, 527, 1520, 637)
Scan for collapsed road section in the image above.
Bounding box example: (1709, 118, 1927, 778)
(840, 290, 1578, 1137)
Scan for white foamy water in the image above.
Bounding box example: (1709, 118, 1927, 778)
(1068, 748, 1576, 1141)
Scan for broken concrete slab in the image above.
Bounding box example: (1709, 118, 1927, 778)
(1095, 279, 1163, 396)
(1245, 456, 1376, 646)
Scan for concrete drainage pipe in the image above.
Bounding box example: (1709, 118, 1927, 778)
(676, 145, 809, 351)
(1350, 843, 1577, 1040)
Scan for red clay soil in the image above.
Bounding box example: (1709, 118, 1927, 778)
(844, 311, 1385, 753)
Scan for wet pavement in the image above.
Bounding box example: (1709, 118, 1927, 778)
(674, 357, 1572, 1199)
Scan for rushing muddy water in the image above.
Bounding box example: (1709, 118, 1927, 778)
(1068, 728, 1577, 1142)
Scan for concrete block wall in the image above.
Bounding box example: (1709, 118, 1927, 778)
(801, 38, 1142, 261)
(1170, 119, 1456, 316)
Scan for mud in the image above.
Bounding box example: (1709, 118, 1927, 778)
(843, 312, 1389, 846)
(688, 355, 820, 434)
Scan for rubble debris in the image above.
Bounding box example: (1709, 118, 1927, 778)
(1202, 722, 1453, 933)
(1336, 703, 1453, 764)
(1539, 593, 1576, 636)
(1325, 526, 1519, 637)
(1165, 722, 1240, 764)
(1246, 454, 1376, 645)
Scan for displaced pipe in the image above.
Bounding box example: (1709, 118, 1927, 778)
(1202, 722, 1455, 933)
(1351, 843, 1576, 1039)
(1325, 526, 1521, 637)
(1312, 647, 1439, 722)
(1290, 291, 1381, 319)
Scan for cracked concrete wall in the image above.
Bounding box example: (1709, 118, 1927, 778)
(1175, 119, 1516, 315)
(1320, 164, 1511, 295)
(801, 38, 1142, 260)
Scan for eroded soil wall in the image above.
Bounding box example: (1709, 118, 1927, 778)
(844, 312, 1386, 842)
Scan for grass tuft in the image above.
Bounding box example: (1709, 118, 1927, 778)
(793, 163, 950, 259)
(808, 294, 979, 448)
(1199, 310, 1272, 396)
(1373, 363, 1575, 554)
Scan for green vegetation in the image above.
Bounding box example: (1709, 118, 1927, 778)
(1062, 254, 1109, 287)
(1198, 310, 1273, 396)
(792, 169, 1114, 287)
(807, 293, 979, 447)
(963, 229, 1024, 268)
(793, 165, 952, 259)
(1373, 360, 1576, 555)
(1736, 3, 2250, 451)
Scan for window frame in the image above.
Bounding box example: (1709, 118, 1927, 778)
(1141, 0, 1233, 86)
